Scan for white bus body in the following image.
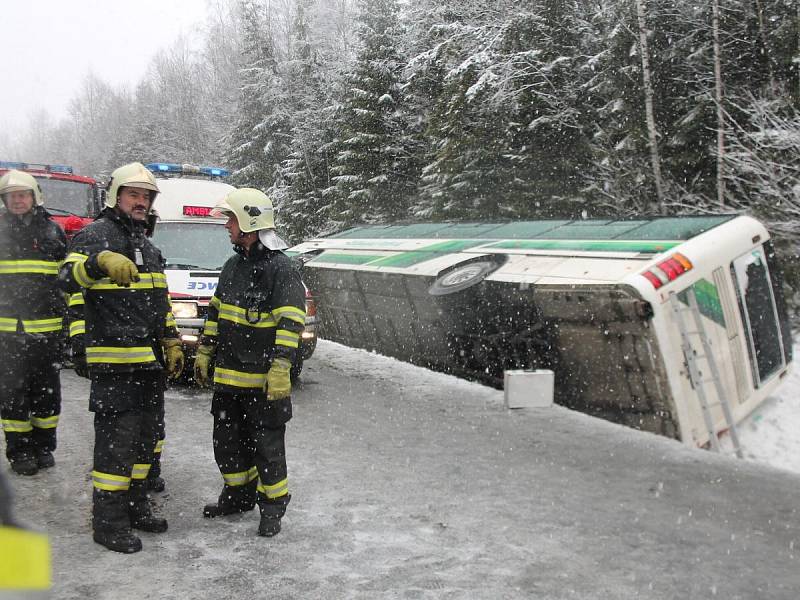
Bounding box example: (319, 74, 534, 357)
(289, 215, 793, 448)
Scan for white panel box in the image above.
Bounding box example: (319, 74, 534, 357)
(504, 370, 554, 409)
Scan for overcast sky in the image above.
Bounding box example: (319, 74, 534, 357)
(0, 0, 208, 135)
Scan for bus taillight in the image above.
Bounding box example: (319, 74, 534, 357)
(642, 252, 693, 289)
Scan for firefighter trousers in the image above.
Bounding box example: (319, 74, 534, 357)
(90, 371, 162, 533)
(210, 391, 292, 517)
(0, 334, 62, 463)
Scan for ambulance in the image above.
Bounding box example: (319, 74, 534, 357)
(146, 162, 317, 380)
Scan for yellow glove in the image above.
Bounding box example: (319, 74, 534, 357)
(193, 345, 215, 387)
(265, 358, 292, 400)
(162, 338, 184, 379)
(96, 251, 139, 286)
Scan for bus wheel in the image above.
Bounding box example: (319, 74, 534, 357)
(428, 257, 506, 296)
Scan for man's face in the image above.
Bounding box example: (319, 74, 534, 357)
(224, 213, 243, 243)
(116, 186, 153, 221)
(4, 190, 35, 215)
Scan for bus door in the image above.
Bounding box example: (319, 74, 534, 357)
(731, 244, 790, 389)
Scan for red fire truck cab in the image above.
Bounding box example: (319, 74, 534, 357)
(0, 161, 103, 238)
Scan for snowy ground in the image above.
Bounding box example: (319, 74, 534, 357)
(3, 339, 800, 599)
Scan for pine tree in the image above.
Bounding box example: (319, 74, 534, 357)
(226, 0, 291, 191)
(328, 0, 416, 228)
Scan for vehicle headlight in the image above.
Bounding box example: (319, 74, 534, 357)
(171, 301, 198, 319)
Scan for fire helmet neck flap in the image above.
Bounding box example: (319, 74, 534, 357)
(105, 162, 160, 209)
(0, 170, 44, 207)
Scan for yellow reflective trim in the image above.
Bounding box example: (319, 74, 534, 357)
(21, 317, 63, 333)
(203, 320, 218, 336)
(154, 439, 165, 453)
(131, 463, 151, 480)
(69, 320, 86, 337)
(213, 367, 267, 389)
(166, 313, 177, 328)
(221, 470, 252, 486)
(209, 296, 220, 309)
(257, 477, 289, 499)
(217, 302, 277, 328)
(89, 273, 167, 291)
(247, 466, 259, 482)
(0, 317, 17, 332)
(68, 293, 84, 307)
(73, 260, 96, 289)
(2, 419, 32, 433)
(31, 415, 59, 429)
(0, 526, 51, 590)
(65, 252, 88, 263)
(272, 305, 306, 324)
(275, 330, 300, 348)
(91, 470, 131, 491)
(0, 259, 59, 275)
(86, 346, 157, 364)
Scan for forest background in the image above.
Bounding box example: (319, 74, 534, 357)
(2, 0, 799, 318)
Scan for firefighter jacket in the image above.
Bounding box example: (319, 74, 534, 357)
(0, 207, 67, 337)
(199, 241, 305, 392)
(58, 208, 178, 374)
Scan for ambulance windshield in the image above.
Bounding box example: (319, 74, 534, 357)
(151, 221, 232, 271)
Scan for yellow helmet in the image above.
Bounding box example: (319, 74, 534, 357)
(212, 188, 276, 233)
(0, 170, 43, 206)
(105, 162, 159, 208)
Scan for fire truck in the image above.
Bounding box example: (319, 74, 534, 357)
(0, 161, 103, 237)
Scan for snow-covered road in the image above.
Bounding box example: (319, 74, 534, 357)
(6, 340, 800, 599)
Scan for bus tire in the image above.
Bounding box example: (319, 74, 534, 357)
(428, 258, 505, 296)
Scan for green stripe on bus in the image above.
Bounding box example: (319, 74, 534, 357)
(483, 239, 680, 253)
(309, 253, 387, 265)
(367, 240, 487, 268)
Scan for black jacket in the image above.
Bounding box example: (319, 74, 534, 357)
(0, 207, 67, 337)
(200, 241, 305, 392)
(58, 208, 178, 374)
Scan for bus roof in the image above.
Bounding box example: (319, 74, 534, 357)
(330, 215, 736, 245)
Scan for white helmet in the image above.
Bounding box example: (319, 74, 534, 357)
(106, 162, 160, 208)
(0, 170, 43, 206)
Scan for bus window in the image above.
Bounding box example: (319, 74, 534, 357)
(731, 247, 786, 387)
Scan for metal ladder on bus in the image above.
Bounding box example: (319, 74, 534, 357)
(670, 289, 743, 458)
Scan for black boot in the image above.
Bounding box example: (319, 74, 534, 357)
(129, 482, 168, 533)
(257, 493, 290, 537)
(93, 529, 142, 553)
(203, 481, 256, 518)
(9, 454, 38, 476)
(258, 515, 282, 537)
(36, 449, 55, 469)
(93, 488, 142, 553)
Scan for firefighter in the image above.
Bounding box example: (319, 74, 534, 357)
(194, 187, 305, 537)
(0, 170, 67, 476)
(58, 162, 184, 553)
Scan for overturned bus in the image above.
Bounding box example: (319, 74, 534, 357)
(289, 216, 794, 450)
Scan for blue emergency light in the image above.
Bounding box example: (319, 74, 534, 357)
(145, 162, 230, 178)
(0, 161, 73, 174)
(200, 166, 231, 177)
(145, 162, 183, 174)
